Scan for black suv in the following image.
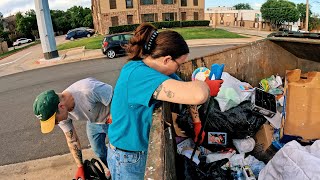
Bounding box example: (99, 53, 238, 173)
(101, 33, 133, 59)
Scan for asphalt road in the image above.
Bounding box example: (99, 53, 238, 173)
(0, 44, 236, 166)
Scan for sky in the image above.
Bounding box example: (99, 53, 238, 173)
(0, 0, 319, 18)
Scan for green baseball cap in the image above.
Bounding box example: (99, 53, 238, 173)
(33, 90, 59, 133)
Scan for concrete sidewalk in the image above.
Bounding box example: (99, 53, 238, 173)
(217, 26, 272, 38)
(0, 35, 264, 179)
(0, 149, 96, 180)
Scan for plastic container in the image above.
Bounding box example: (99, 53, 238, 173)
(210, 64, 225, 80)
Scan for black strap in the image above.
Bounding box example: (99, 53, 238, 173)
(90, 158, 106, 179)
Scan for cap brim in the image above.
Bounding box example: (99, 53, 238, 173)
(40, 112, 56, 133)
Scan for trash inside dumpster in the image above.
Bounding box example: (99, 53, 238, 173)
(145, 36, 320, 180)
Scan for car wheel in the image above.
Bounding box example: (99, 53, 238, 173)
(70, 37, 74, 41)
(107, 49, 116, 59)
(87, 34, 91, 38)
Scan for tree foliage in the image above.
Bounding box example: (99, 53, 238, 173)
(50, 6, 93, 33)
(297, 3, 312, 25)
(9, 6, 92, 38)
(261, 0, 299, 29)
(233, 3, 253, 10)
(0, 12, 3, 32)
(309, 15, 320, 30)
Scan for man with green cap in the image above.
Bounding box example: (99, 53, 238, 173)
(33, 77, 112, 180)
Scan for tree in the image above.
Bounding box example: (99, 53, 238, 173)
(16, 11, 38, 39)
(261, 0, 299, 29)
(297, 3, 312, 29)
(0, 12, 3, 32)
(233, 3, 253, 10)
(66, 6, 85, 29)
(51, 10, 71, 33)
(309, 15, 320, 30)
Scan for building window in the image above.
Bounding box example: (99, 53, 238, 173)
(110, 0, 117, 9)
(162, 0, 173, 4)
(193, 0, 198, 6)
(111, 16, 119, 26)
(142, 13, 156, 22)
(163, 13, 174, 21)
(194, 12, 198, 20)
(181, 12, 186, 21)
(127, 15, 133, 24)
(181, 0, 187, 6)
(141, 0, 155, 5)
(126, 0, 133, 8)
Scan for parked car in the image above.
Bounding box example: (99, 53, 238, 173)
(13, 38, 32, 46)
(67, 27, 95, 34)
(101, 33, 133, 59)
(65, 29, 94, 40)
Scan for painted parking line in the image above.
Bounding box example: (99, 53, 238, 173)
(0, 52, 32, 67)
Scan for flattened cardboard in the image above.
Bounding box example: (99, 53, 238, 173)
(284, 69, 320, 140)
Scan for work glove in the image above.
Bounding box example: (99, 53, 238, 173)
(193, 121, 205, 144)
(106, 114, 112, 124)
(74, 166, 85, 180)
(204, 78, 223, 97)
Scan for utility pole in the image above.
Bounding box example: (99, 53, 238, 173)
(34, 0, 59, 60)
(306, 0, 309, 31)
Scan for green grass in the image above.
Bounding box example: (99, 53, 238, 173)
(168, 27, 246, 40)
(0, 41, 40, 59)
(57, 27, 246, 51)
(57, 35, 104, 51)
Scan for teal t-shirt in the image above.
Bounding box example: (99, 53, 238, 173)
(109, 60, 171, 151)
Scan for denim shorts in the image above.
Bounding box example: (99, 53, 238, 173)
(107, 143, 147, 180)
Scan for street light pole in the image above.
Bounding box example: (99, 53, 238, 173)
(34, 0, 59, 60)
(306, 0, 309, 31)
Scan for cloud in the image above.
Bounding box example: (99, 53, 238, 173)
(253, 3, 262, 9)
(0, 0, 91, 17)
(253, 3, 262, 8)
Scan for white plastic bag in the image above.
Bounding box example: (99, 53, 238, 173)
(214, 72, 253, 112)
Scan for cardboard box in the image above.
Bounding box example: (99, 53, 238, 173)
(252, 123, 277, 163)
(254, 124, 274, 151)
(283, 69, 320, 141)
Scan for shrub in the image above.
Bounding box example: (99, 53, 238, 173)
(108, 20, 210, 34)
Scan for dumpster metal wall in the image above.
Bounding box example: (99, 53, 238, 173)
(145, 38, 320, 180)
(178, 38, 320, 86)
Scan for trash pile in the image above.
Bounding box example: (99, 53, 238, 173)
(173, 66, 320, 180)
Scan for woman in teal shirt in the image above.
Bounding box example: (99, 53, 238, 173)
(107, 23, 223, 179)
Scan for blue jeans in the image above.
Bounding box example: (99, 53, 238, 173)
(86, 121, 109, 168)
(107, 143, 147, 180)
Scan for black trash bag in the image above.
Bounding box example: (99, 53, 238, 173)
(176, 107, 195, 139)
(199, 99, 266, 140)
(176, 155, 232, 180)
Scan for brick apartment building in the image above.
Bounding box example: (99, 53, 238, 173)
(204, 7, 272, 31)
(92, 0, 204, 34)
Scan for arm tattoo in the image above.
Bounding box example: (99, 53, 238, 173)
(163, 87, 175, 98)
(65, 129, 83, 166)
(153, 84, 163, 99)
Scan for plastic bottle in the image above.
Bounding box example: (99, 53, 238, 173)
(209, 64, 225, 80)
